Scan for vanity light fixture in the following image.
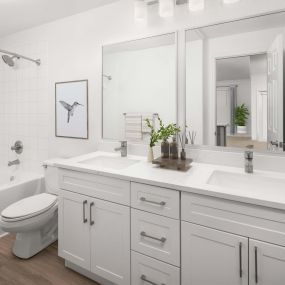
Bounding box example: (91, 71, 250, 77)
(134, 0, 242, 24)
(223, 0, 240, 4)
(159, 0, 175, 18)
(134, 0, 148, 23)
(188, 0, 205, 11)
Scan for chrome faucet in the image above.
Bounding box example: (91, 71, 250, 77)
(244, 145, 253, 174)
(114, 141, 127, 157)
(8, 159, 20, 167)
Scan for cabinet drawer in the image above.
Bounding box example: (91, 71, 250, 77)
(131, 182, 179, 219)
(59, 169, 130, 205)
(182, 192, 285, 247)
(131, 209, 180, 266)
(131, 251, 180, 285)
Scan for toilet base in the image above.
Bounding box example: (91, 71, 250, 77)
(12, 214, 58, 259)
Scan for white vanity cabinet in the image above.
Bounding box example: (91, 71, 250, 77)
(182, 222, 248, 285)
(130, 182, 181, 285)
(90, 199, 130, 284)
(181, 192, 285, 285)
(57, 163, 285, 285)
(249, 240, 285, 285)
(58, 190, 91, 270)
(58, 170, 131, 285)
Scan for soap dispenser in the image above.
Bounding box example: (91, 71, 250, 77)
(170, 136, 178, 159)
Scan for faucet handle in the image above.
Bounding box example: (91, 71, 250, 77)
(120, 141, 127, 147)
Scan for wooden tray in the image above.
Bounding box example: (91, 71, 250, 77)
(152, 157, 193, 171)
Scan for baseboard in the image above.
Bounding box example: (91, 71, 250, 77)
(65, 261, 115, 285)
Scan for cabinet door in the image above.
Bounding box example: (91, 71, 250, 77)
(58, 190, 90, 270)
(90, 199, 130, 285)
(249, 239, 285, 285)
(182, 222, 248, 285)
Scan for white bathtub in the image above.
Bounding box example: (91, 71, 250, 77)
(0, 170, 44, 236)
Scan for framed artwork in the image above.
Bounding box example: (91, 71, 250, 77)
(55, 80, 88, 139)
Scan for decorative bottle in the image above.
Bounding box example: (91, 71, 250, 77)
(170, 136, 178, 159)
(161, 139, 170, 158)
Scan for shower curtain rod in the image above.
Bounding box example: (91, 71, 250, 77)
(0, 48, 41, 65)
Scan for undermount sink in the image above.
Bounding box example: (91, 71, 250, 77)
(207, 170, 285, 192)
(78, 155, 139, 170)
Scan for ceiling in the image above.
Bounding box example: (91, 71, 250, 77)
(216, 56, 251, 81)
(216, 53, 267, 81)
(187, 11, 285, 41)
(0, 0, 118, 37)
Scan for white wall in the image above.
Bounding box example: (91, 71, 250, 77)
(0, 41, 49, 171)
(217, 79, 252, 134)
(1, 0, 285, 170)
(186, 39, 203, 144)
(103, 43, 176, 140)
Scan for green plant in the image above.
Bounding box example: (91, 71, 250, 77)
(234, 104, 250, 126)
(145, 118, 160, 148)
(158, 117, 180, 141)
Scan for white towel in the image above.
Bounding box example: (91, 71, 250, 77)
(124, 114, 142, 140)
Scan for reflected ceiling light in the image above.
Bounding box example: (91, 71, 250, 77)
(159, 0, 175, 18)
(223, 0, 240, 4)
(134, 0, 148, 23)
(188, 0, 205, 11)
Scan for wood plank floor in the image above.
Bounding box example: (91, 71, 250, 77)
(0, 234, 100, 285)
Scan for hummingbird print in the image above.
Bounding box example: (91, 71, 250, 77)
(59, 101, 83, 123)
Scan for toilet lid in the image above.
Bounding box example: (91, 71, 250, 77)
(1, 193, 57, 221)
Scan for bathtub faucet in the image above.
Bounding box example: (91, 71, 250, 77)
(8, 159, 20, 167)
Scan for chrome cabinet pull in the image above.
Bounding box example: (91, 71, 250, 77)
(90, 202, 95, 226)
(255, 246, 258, 283)
(140, 231, 166, 243)
(140, 197, 166, 206)
(83, 200, 88, 223)
(239, 242, 242, 278)
(141, 274, 165, 285)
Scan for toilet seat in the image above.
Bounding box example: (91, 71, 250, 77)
(1, 193, 57, 222)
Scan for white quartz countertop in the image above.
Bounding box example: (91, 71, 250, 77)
(55, 151, 285, 210)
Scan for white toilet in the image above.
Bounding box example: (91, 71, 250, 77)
(0, 161, 59, 259)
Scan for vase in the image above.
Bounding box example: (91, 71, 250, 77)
(147, 147, 154, 162)
(237, 126, 247, 134)
(161, 139, 170, 158)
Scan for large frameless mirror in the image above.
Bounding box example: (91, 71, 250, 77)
(186, 12, 285, 152)
(102, 33, 177, 141)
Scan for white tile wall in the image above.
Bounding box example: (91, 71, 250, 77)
(0, 41, 49, 173)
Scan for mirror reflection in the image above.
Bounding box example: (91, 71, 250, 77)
(186, 12, 285, 151)
(102, 33, 176, 141)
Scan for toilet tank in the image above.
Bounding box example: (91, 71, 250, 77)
(43, 159, 60, 195)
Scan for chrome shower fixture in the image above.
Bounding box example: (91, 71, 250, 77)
(0, 48, 41, 66)
(2, 55, 19, 67)
(103, 74, 112, 80)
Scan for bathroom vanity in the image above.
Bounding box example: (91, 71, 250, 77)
(56, 152, 285, 285)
